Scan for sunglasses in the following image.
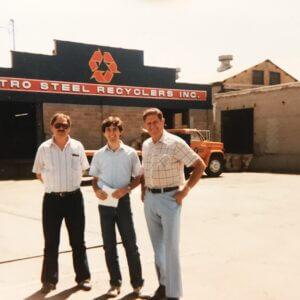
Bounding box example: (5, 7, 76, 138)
(54, 123, 69, 129)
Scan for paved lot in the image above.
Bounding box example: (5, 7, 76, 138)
(0, 173, 300, 299)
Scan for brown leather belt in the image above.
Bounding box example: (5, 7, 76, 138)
(147, 186, 179, 194)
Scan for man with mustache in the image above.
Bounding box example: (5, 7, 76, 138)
(33, 112, 91, 294)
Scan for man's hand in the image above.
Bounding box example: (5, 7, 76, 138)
(112, 187, 128, 199)
(92, 177, 108, 200)
(174, 158, 206, 205)
(95, 189, 108, 201)
(174, 186, 190, 205)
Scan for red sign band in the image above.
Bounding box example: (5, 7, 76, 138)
(0, 77, 207, 101)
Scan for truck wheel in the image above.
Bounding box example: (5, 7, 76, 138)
(206, 155, 223, 177)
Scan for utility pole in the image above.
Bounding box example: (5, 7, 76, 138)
(0, 19, 16, 51)
(9, 19, 16, 51)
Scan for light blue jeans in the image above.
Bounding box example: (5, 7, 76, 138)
(144, 189, 182, 298)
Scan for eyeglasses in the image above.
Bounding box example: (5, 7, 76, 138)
(54, 123, 69, 129)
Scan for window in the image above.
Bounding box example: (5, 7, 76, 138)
(269, 72, 281, 85)
(252, 70, 264, 85)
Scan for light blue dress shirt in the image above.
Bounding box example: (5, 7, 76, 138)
(89, 142, 142, 189)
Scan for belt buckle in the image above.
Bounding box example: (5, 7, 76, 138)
(59, 192, 64, 197)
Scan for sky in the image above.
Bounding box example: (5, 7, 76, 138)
(0, 0, 300, 84)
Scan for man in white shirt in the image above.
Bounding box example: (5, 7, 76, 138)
(33, 112, 91, 294)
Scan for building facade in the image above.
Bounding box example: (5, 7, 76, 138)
(0, 40, 212, 178)
(214, 82, 300, 173)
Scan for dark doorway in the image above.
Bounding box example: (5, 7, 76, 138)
(0, 101, 37, 159)
(161, 109, 189, 128)
(221, 108, 253, 153)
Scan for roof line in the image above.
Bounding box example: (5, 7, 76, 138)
(222, 59, 298, 82)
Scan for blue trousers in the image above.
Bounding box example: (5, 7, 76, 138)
(98, 194, 144, 288)
(41, 189, 90, 284)
(144, 189, 183, 298)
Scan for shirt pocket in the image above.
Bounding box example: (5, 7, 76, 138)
(71, 155, 81, 171)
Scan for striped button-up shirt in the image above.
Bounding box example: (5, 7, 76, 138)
(32, 137, 89, 193)
(142, 130, 200, 188)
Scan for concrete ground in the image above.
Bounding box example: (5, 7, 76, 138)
(0, 173, 300, 300)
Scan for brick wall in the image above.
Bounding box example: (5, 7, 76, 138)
(43, 103, 212, 151)
(190, 109, 213, 135)
(101, 105, 146, 149)
(43, 103, 146, 150)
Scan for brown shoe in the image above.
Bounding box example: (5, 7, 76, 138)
(151, 285, 165, 300)
(77, 279, 92, 291)
(133, 286, 142, 295)
(133, 285, 150, 298)
(40, 282, 56, 294)
(106, 286, 121, 297)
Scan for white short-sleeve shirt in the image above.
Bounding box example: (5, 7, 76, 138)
(32, 137, 89, 193)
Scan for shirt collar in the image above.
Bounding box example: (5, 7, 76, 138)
(50, 136, 70, 147)
(151, 130, 168, 145)
(104, 141, 125, 152)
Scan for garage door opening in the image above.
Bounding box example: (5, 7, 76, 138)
(221, 108, 253, 154)
(0, 101, 40, 179)
(0, 101, 38, 159)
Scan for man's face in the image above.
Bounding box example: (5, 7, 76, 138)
(144, 114, 165, 140)
(51, 116, 70, 138)
(104, 125, 121, 144)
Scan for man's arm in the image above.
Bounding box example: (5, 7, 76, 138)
(92, 177, 108, 200)
(112, 175, 142, 199)
(175, 158, 206, 205)
(140, 175, 145, 202)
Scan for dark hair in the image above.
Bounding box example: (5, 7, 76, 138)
(102, 116, 123, 132)
(142, 108, 163, 121)
(50, 113, 71, 126)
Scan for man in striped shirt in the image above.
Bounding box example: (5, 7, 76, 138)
(141, 108, 206, 300)
(33, 112, 91, 294)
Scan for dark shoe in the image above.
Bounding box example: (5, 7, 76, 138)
(106, 286, 121, 297)
(40, 282, 56, 294)
(166, 298, 179, 300)
(77, 279, 92, 291)
(150, 285, 165, 300)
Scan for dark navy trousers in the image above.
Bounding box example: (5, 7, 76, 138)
(98, 194, 143, 288)
(41, 189, 90, 284)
